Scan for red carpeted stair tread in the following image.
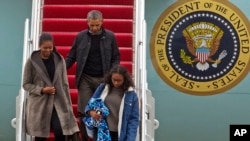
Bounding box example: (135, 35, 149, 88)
(72, 104, 78, 118)
(67, 75, 76, 89)
(42, 0, 134, 140)
(42, 19, 133, 33)
(66, 63, 76, 75)
(119, 48, 133, 62)
(43, 5, 133, 19)
(56, 46, 71, 58)
(44, 0, 134, 5)
(120, 61, 133, 75)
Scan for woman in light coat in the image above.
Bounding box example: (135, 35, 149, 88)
(85, 65, 139, 141)
(23, 33, 79, 141)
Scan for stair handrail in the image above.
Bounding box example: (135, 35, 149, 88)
(134, 0, 159, 141)
(30, 0, 42, 51)
(134, 0, 144, 140)
(12, 18, 32, 141)
(13, 0, 43, 141)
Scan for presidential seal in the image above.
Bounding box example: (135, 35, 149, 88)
(150, 0, 250, 95)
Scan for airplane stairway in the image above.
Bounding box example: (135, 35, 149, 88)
(41, 0, 134, 140)
(12, 0, 159, 141)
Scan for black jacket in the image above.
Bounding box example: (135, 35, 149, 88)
(65, 28, 120, 88)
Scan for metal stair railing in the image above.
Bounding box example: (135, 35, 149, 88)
(11, 18, 33, 141)
(11, 0, 42, 141)
(134, 0, 159, 141)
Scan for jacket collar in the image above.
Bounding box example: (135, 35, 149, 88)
(29, 50, 63, 85)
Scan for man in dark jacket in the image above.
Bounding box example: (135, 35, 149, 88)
(65, 10, 120, 141)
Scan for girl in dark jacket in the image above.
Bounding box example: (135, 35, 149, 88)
(85, 65, 139, 141)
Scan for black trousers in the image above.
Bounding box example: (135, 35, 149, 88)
(110, 131, 119, 141)
(91, 129, 118, 141)
(35, 107, 65, 141)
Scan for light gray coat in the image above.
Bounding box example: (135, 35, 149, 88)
(23, 51, 79, 137)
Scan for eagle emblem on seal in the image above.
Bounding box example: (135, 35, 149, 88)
(181, 22, 227, 71)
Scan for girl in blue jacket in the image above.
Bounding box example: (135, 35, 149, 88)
(85, 65, 139, 141)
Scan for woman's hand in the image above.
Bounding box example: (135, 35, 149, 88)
(42, 86, 56, 95)
(89, 110, 102, 120)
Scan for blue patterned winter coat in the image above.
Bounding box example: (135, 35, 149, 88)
(83, 97, 111, 141)
(85, 83, 139, 141)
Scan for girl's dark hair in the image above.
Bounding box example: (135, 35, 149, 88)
(104, 65, 135, 91)
(39, 32, 57, 52)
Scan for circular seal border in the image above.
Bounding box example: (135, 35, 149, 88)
(150, 0, 250, 95)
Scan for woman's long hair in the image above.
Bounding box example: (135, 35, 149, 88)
(104, 65, 135, 92)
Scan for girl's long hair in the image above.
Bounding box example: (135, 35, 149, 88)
(104, 65, 135, 92)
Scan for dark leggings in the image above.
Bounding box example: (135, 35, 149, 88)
(92, 130, 118, 141)
(35, 107, 65, 141)
(110, 131, 119, 141)
(78, 113, 90, 141)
